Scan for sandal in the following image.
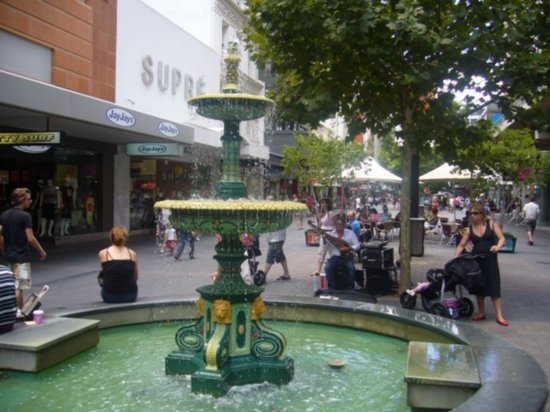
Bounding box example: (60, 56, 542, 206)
(277, 276, 291, 281)
(472, 314, 487, 321)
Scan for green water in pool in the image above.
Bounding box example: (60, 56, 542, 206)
(0, 321, 410, 411)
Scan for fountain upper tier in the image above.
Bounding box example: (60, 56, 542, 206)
(188, 42, 274, 121)
(188, 93, 274, 121)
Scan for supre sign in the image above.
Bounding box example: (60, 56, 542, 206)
(141, 55, 205, 101)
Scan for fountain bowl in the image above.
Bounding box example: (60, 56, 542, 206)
(188, 93, 275, 121)
(48, 297, 548, 412)
(155, 199, 307, 236)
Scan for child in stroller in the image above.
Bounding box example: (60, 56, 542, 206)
(211, 234, 265, 285)
(241, 234, 266, 286)
(399, 253, 483, 319)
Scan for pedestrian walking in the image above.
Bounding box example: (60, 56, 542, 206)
(173, 229, 196, 261)
(164, 223, 177, 256)
(263, 229, 291, 281)
(522, 197, 540, 246)
(0, 188, 47, 315)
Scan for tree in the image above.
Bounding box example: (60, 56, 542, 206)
(282, 134, 367, 200)
(377, 134, 445, 178)
(245, 0, 547, 291)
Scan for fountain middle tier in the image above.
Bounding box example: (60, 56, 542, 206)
(155, 199, 307, 236)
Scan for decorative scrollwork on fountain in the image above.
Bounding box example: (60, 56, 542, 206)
(175, 319, 204, 352)
(250, 297, 287, 360)
(174, 298, 206, 352)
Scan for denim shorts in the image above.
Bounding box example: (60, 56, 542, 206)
(266, 241, 286, 264)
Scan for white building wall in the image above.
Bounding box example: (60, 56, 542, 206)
(117, 0, 268, 160)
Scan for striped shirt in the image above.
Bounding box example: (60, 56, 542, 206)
(0, 265, 17, 333)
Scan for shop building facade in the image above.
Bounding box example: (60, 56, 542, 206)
(0, 0, 269, 243)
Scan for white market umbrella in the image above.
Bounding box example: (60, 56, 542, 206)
(343, 157, 402, 184)
(419, 162, 473, 182)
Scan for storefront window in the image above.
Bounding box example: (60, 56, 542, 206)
(0, 145, 101, 237)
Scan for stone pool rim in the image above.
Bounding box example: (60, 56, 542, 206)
(51, 296, 548, 412)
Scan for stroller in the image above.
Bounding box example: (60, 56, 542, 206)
(242, 234, 266, 286)
(399, 254, 484, 319)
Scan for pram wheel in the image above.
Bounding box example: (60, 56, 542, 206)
(399, 292, 417, 309)
(458, 297, 474, 317)
(420, 289, 438, 312)
(431, 302, 448, 318)
(253, 270, 266, 286)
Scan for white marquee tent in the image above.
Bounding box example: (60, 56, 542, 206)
(343, 157, 402, 184)
(419, 162, 473, 182)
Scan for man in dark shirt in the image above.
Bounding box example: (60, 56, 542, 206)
(0, 188, 47, 312)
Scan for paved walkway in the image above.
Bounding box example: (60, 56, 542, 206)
(26, 211, 550, 411)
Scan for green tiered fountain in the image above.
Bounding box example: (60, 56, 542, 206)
(155, 41, 307, 397)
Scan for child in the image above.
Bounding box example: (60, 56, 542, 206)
(164, 224, 177, 256)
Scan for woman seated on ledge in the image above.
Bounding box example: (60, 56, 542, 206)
(98, 225, 138, 303)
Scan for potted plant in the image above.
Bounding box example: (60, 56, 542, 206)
(500, 232, 517, 253)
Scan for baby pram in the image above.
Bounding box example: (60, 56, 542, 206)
(242, 234, 266, 286)
(399, 254, 483, 319)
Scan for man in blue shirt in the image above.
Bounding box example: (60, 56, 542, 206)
(347, 211, 362, 240)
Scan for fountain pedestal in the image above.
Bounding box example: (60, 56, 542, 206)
(158, 41, 306, 396)
(217, 120, 246, 200)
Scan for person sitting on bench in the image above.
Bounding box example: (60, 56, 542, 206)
(323, 215, 360, 290)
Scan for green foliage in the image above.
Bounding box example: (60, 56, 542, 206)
(471, 128, 550, 185)
(378, 135, 445, 177)
(245, 0, 547, 289)
(245, 0, 547, 142)
(282, 134, 367, 189)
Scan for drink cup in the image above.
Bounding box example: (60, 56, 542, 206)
(319, 273, 327, 290)
(312, 274, 320, 291)
(33, 310, 44, 325)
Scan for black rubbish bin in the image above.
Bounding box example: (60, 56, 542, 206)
(410, 217, 425, 257)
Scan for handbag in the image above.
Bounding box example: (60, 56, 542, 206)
(97, 270, 104, 286)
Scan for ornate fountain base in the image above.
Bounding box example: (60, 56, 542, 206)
(165, 233, 294, 397)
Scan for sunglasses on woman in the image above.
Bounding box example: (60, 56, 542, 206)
(470, 211, 482, 215)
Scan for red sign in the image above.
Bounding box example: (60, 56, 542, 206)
(140, 183, 157, 189)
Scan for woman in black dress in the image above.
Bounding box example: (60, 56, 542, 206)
(98, 226, 138, 303)
(455, 203, 508, 326)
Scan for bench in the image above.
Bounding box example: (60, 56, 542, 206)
(405, 341, 481, 411)
(0, 316, 100, 372)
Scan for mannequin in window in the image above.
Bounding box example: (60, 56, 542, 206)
(38, 178, 60, 237)
(59, 177, 77, 236)
(32, 179, 44, 235)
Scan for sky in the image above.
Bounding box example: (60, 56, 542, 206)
(140, 0, 212, 47)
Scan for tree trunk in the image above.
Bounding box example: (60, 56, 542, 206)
(398, 138, 414, 293)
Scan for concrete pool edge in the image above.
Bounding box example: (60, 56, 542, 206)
(51, 296, 548, 412)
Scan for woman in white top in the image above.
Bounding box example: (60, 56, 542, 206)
(311, 198, 339, 275)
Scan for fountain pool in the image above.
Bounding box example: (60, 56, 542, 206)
(0, 321, 409, 411)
